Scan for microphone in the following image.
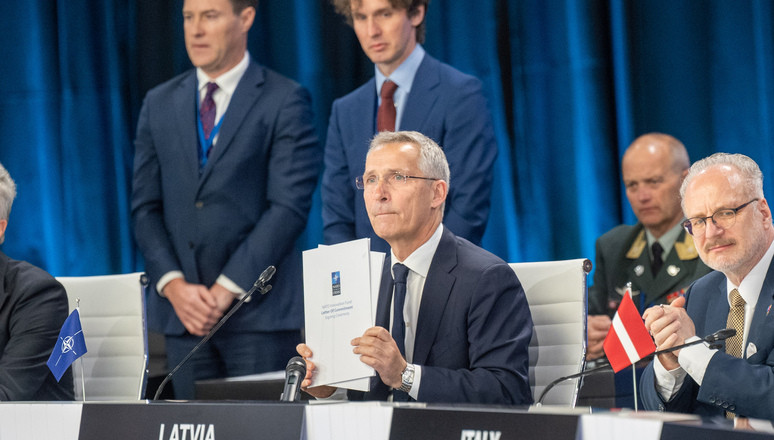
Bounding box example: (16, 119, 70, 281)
(153, 265, 277, 400)
(535, 328, 737, 405)
(280, 356, 306, 402)
(650, 328, 736, 354)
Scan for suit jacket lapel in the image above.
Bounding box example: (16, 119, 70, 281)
(173, 71, 200, 178)
(0, 252, 9, 311)
(200, 61, 266, 183)
(412, 228, 457, 365)
(746, 257, 774, 358)
(401, 55, 440, 132)
(703, 281, 729, 345)
(358, 79, 377, 140)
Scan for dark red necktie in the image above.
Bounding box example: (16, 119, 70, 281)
(377, 80, 398, 132)
(200, 82, 219, 140)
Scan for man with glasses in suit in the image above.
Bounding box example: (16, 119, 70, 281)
(641, 153, 774, 427)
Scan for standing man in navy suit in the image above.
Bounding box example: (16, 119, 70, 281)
(641, 153, 774, 426)
(131, 0, 319, 399)
(297, 131, 532, 404)
(323, 0, 498, 253)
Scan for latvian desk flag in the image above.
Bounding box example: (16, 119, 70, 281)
(47, 309, 88, 382)
(603, 286, 655, 372)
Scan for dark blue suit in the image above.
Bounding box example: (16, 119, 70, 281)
(640, 257, 774, 421)
(322, 54, 497, 252)
(0, 250, 73, 401)
(132, 60, 319, 395)
(351, 228, 533, 404)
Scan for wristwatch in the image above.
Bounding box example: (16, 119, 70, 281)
(398, 363, 415, 393)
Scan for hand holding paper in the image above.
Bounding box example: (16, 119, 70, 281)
(302, 239, 385, 391)
(352, 326, 406, 389)
(295, 343, 337, 398)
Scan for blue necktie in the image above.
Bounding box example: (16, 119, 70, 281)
(391, 263, 409, 357)
(391, 263, 410, 401)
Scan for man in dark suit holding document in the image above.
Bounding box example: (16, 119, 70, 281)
(297, 131, 533, 404)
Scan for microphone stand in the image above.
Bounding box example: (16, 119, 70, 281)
(535, 328, 736, 406)
(152, 266, 277, 400)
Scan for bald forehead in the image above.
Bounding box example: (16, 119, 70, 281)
(623, 134, 688, 170)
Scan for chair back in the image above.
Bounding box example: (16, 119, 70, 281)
(56, 272, 148, 401)
(510, 259, 590, 406)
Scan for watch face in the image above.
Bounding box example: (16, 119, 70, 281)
(401, 365, 414, 385)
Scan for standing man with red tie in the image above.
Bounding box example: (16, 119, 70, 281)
(322, 0, 498, 253)
(131, 0, 319, 399)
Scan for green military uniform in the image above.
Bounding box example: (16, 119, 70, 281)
(588, 223, 712, 316)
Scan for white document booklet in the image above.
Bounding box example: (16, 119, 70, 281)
(302, 238, 385, 391)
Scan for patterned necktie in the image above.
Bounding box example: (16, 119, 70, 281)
(726, 288, 746, 358)
(377, 80, 398, 132)
(725, 288, 746, 419)
(651, 242, 664, 276)
(391, 263, 409, 357)
(200, 82, 219, 141)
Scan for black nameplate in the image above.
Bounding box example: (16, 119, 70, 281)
(390, 407, 579, 440)
(661, 422, 770, 440)
(78, 402, 304, 440)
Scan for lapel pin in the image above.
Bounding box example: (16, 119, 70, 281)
(767, 304, 772, 316)
(667, 265, 680, 277)
(634, 265, 645, 277)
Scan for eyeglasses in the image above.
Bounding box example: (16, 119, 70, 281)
(355, 172, 437, 190)
(682, 198, 759, 236)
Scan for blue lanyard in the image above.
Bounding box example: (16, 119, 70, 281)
(195, 86, 225, 167)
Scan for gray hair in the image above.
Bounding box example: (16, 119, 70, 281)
(368, 130, 451, 186)
(0, 163, 16, 244)
(680, 153, 764, 210)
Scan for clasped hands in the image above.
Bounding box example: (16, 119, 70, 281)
(642, 296, 695, 370)
(296, 326, 407, 398)
(587, 296, 696, 369)
(164, 278, 236, 336)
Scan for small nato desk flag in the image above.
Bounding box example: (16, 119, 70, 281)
(603, 287, 656, 373)
(47, 309, 87, 382)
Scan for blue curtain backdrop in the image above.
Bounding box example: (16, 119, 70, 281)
(0, 0, 773, 277)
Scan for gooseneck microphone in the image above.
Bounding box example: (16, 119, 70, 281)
(153, 265, 277, 400)
(280, 356, 306, 402)
(536, 328, 737, 405)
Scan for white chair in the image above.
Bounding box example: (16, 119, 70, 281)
(510, 258, 590, 406)
(56, 272, 148, 401)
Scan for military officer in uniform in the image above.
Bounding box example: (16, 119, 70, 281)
(587, 133, 711, 361)
(580, 134, 712, 409)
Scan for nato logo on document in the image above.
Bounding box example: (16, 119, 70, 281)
(331, 271, 342, 296)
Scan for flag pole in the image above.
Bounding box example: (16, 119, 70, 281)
(632, 363, 638, 411)
(76, 298, 86, 402)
